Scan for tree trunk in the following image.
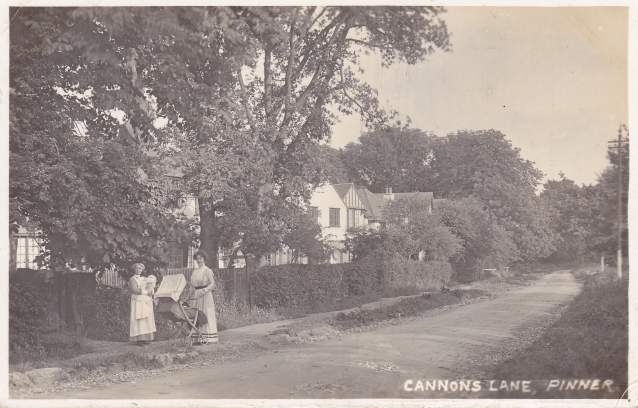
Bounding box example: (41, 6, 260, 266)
(199, 197, 220, 269)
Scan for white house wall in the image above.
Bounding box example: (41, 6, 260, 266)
(308, 185, 349, 241)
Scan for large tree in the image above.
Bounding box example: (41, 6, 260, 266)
(10, 8, 189, 273)
(540, 174, 596, 262)
(431, 129, 543, 223)
(30, 6, 452, 265)
(382, 196, 461, 261)
(436, 197, 517, 269)
(341, 127, 437, 193)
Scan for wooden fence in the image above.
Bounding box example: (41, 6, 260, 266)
(97, 267, 251, 303)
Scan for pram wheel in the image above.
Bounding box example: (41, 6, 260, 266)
(198, 334, 209, 345)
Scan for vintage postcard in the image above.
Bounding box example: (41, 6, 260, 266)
(3, 1, 635, 407)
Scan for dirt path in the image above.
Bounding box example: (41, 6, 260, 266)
(43, 270, 581, 399)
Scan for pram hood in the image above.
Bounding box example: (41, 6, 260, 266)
(155, 274, 187, 302)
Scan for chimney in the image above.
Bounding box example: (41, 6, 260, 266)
(383, 187, 394, 201)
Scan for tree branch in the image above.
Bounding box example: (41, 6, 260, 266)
(263, 45, 273, 121)
(237, 68, 255, 131)
(282, 15, 297, 127)
(291, 15, 351, 118)
(345, 37, 394, 50)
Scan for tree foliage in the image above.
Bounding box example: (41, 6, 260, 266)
(346, 196, 460, 263)
(436, 197, 517, 269)
(341, 127, 436, 193)
(282, 211, 332, 264)
(23, 6, 451, 263)
(541, 126, 629, 261)
(431, 129, 543, 223)
(10, 8, 189, 272)
(540, 174, 596, 262)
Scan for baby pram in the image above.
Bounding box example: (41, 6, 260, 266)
(155, 274, 209, 347)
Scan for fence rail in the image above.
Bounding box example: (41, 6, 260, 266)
(97, 267, 250, 302)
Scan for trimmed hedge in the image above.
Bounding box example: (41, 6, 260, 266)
(250, 264, 348, 309)
(251, 257, 453, 310)
(383, 256, 452, 291)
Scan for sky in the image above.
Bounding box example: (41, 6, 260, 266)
(329, 7, 628, 186)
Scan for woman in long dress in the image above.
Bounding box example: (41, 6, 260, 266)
(191, 250, 218, 344)
(128, 263, 156, 346)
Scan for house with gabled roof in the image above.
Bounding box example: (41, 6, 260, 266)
(355, 187, 435, 229)
(260, 184, 436, 267)
(355, 188, 388, 229)
(332, 183, 367, 230)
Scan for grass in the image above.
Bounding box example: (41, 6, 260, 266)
(330, 288, 486, 331)
(216, 297, 284, 330)
(486, 267, 628, 399)
(9, 332, 96, 369)
(275, 294, 382, 319)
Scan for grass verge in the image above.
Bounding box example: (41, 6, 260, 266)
(485, 271, 628, 399)
(330, 288, 486, 331)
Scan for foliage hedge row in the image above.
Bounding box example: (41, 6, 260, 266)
(251, 257, 452, 310)
(9, 271, 230, 353)
(11, 258, 451, 353)
(9, 281, 53, 357)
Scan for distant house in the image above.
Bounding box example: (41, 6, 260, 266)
(356, 187, 434, 228)
(392, 190, 434, 212)
(332, 183, 367, 230)
(260, 184, 437, 267)
(261, 183, 353, 266)
(355, 188, 388, 229)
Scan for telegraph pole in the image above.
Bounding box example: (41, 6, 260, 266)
(608, 125, 626, 278)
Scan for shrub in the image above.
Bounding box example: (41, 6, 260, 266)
(251, 264, 348, 310)
(9, 281, 52, 358)
(85, 285, 130, 341)
(382, 255, 452, 292)
(251, 257, 453, 310)
(341, 257, 382, 296)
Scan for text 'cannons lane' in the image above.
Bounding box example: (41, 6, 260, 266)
(402, 379, 617, 398)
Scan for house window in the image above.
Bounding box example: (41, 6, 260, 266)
(187, 246, 196, 268)
(348, 209, 359, 228)
(15, 234, 44, 269)
(329, 208, 340, 227)
(308, 206, 320, 223)
(168, 245, 185, 269)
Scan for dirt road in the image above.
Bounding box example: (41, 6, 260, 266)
(47, 270, 582, 399)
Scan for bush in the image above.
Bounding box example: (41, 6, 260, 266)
(9, 281, 53, 358)
(85, 285, 130, 341)
(382, 256, 452, 292)
(251, 264, 348, 309)
(251, 257, 453, 310)
(341, 257, 382, 296)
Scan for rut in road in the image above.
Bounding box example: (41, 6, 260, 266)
(48, 270, 581, 399)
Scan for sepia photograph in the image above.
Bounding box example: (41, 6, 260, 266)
(4, 2, 635, 407)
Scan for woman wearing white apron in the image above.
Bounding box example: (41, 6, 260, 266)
(191, 250, 218, 344)
(128, 263, 156, 346)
